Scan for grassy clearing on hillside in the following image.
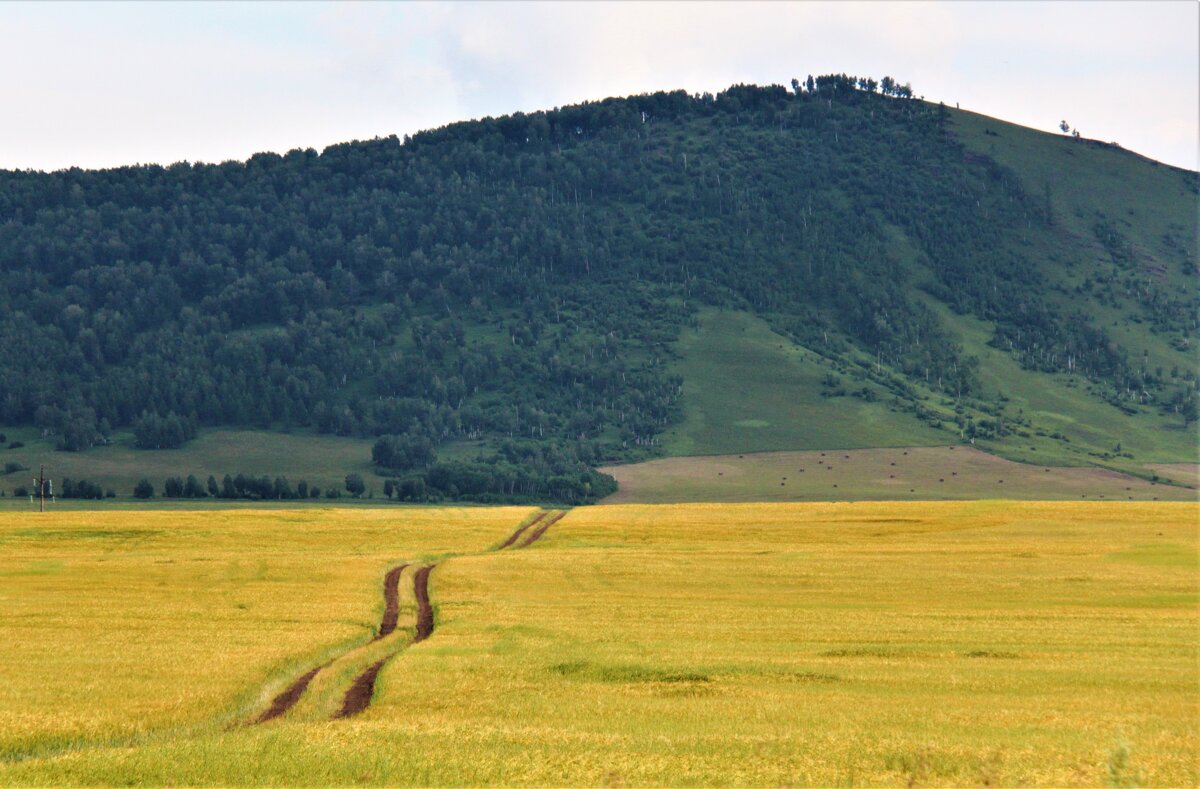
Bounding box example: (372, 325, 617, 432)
(0, 429, 380, 502)
(952, 108, 1197, 411)
(663, 308, 1197, 474)
(600, 446, 1197, 504)
(921, 299, 1199, 469)
(1, 502, 1196, 786)
(952, 109, 1195, 282)
(654, 112, 1197, 473)
(664, 310, 946, 456)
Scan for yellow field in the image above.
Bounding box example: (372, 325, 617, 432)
(1, 502, 1196, 786)
(0, 508, 535, 762)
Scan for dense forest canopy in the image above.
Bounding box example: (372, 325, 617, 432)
(0, 75, 1195, 501)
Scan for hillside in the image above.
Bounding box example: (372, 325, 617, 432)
(0, 77, 1195, 502)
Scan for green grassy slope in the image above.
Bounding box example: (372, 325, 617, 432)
(927, 299, 1198, 467)
(952, 109, 1195, 290)
(663, 310, 946, 455)
(952, 108, 1197, 397)
(655, 107, 1197, 480)
(662, 305, 1195, 470)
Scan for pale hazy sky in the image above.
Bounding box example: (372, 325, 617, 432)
(2, 1, 1197, 172)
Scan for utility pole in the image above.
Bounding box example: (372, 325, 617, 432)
(32, 464, 49, 512)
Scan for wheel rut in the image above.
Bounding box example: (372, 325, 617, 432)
(255, 663, 330, 723)
(253, 508, 563, 724)
(254, 562, 408, 724)
(334, 658, 388, 719)
(518, 510, 564, 548)
(498, 512, 546, 550)
(377, 563, 409, 640)
(337, 564, 437, 719)
(413, 564, 436, 642)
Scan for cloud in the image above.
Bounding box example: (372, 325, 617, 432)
(0, 1, 1194, 171)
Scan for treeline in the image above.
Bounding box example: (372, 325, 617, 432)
(129, 452, 614, 504)
(376, 440, 616, 504)
(135, 473, 327, 500)
(5, 477, 114, 499)
(60, 477, 112, 499)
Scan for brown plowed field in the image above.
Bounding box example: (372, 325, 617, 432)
(601, 446, 1197, 503)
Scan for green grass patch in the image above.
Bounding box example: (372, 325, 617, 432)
(0, 428, 379, 503)
(664, 309, 946, 456)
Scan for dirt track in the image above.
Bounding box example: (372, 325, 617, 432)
(257, 510, 560, 723)
(258, 563, 408, 723)
(377, 564, 409, 639)
(498, 512, 545, 549)
(518, 511, 564, 548)
(335, 659, 387, 719)
(336, 564, 437, 719)
(413, 564, 436, 642)
(256, 664, 327, 723)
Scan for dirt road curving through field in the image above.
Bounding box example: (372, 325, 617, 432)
(337, 564, 437, 719)
(258, 563, 408, 723)
(256, 510, 566, 723)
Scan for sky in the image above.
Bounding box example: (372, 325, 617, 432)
(2, 1, 1197, 172)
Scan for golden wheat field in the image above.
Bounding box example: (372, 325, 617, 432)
(0, 502, 1196, 786)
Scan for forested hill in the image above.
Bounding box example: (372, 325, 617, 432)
(0, 76, 1196, 502)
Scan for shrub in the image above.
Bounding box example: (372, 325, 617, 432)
(163, 477, 184, 498)
(60, 478, 104, 500)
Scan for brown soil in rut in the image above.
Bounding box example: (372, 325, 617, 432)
(518, 511, 564, 548)
(413, 564, 436, 642)
(255, 664, 328, 723)
(258, 563, 408, 723)
(335, 658, 387, 719)
(336, 564, 437, 719)
(377, 564, 409, 640)
(258, 510, 548, 723)
(498, 512, 546, 549)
